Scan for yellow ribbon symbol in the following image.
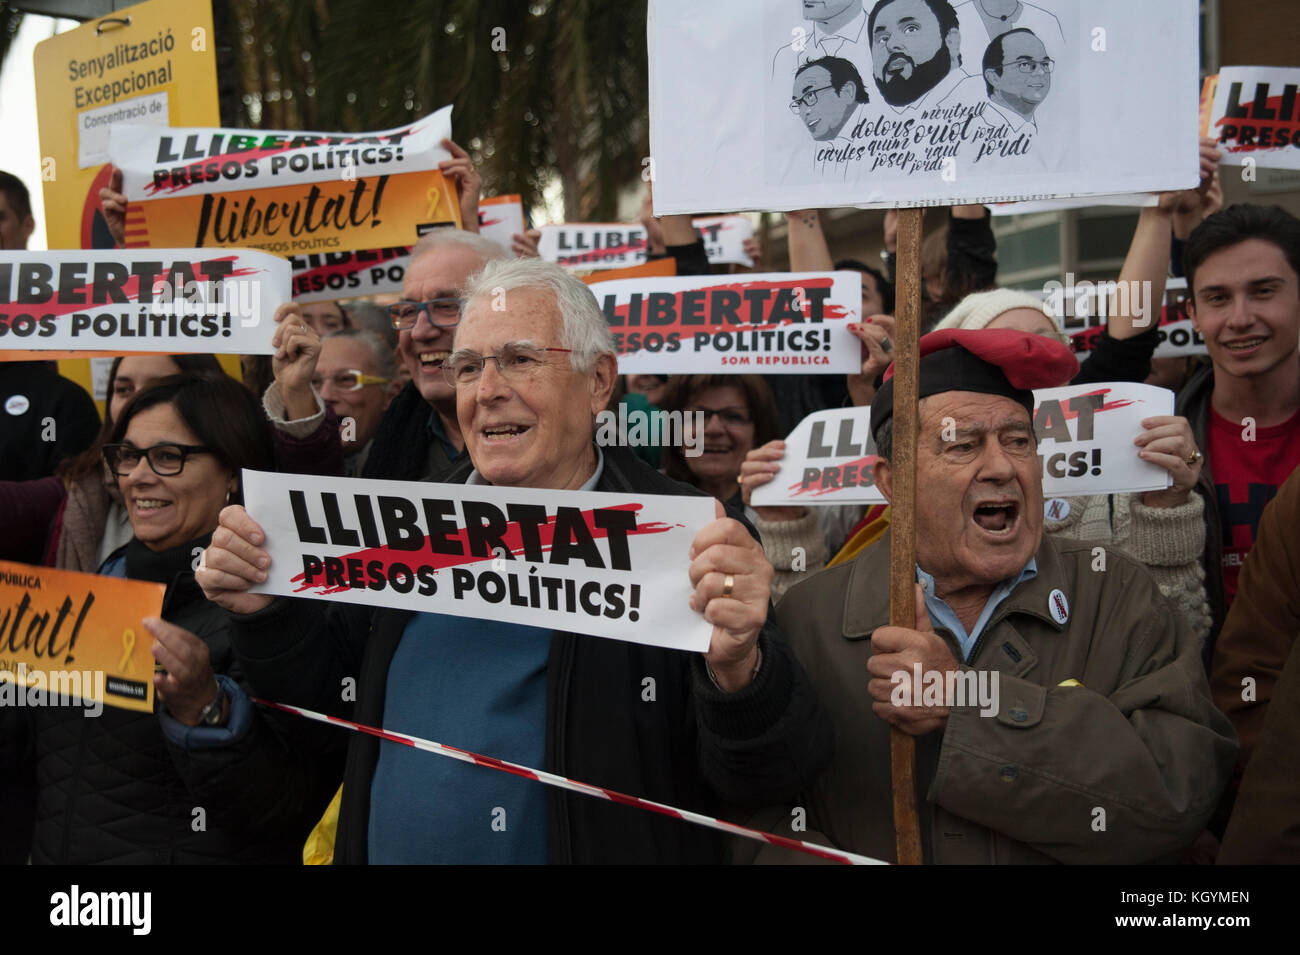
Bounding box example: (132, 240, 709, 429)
(426, 187, 441, 219)
(119, 628, 136, 673)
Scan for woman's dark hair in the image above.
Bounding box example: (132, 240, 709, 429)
(1183, 203, 1300, 296)
(836, 258, 896, 315)
(58, 354, 225, 483)
(658, 374, 782, 488)
(108, 373, 274, 502)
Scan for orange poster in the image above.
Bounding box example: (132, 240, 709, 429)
(123, 169, 460, 257)
(0, 560, 164, 714)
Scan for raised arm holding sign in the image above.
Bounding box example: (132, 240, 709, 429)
(198, 257, 833, 864)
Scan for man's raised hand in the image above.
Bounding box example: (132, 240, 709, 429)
(689, 500, 773, 692)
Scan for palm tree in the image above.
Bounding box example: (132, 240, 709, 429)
(218, 0, 649, 220)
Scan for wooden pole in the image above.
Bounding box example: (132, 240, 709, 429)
(889, 207, 924, 866)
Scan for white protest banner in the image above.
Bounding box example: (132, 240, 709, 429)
(108, 110, 462, 254)
(241, 469, 717, 652)
(1047, 276, 1209, 360)
(541, 218, 756, 271)
(752, 407, 884, 507)
(587, 271, 861, 374)
(693, 215, 755, 266)
(648, 0, 1200, 213)
(1203, 67, 1300, 172)
(753, 382, 1173, 506)
(0, 249, 284, 356)
(111, 108, 453, 197)
(1032, 383, 1173, 494)
(539, 223, 650, 271)
(478, 195, 527, 255)
(291, 247, 410, 303)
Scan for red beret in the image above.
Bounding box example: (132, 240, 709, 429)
(872, 328, 1078, 440)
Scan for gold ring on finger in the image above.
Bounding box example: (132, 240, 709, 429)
(1186, 449, 1202, 466)
(722, 574, 735, 598)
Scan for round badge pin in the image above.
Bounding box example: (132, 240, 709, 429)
(1044, 498, 1070, 521)
(4, 394, 30, 416)
(1048, 589, 1070, 625)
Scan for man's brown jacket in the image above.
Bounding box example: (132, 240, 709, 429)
(743, 531, 1237, 864)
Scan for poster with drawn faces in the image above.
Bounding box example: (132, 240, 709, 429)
(766, 0, 1077, 186)
(647, 0, 1198, 213)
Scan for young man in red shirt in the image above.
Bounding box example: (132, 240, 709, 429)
(1178, 204, 1300, 660)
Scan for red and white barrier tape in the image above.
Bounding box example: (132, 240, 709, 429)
(255, 698, 886, 866)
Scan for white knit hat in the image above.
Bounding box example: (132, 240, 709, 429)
(934, 288, 1069, 346)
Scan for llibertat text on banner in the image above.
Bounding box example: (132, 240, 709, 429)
(1203, 66, 1300, 172)
(291, 247, 410, 303)
(539, 218, 757, 271)
(752, 383, 1175, 507)
(241, 469, 717, 652)
(1048, 276, 1209, 361)
(0, 249, 287, 356)
(108, 109, 462, 255)
(587, 271, 861, 375)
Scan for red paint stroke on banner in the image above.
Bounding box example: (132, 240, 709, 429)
(1058, 388, 1136, 418)
(292, 249, 410, 289)
(142, 125, 425, 196)
(5, 257, 261, 320)
(558, 241, 648, 262)
(602, 277, 851, 356)
(786, 454, 879, 497)
(1214, 91, 1300, 152)
(290, 501, 681, 596)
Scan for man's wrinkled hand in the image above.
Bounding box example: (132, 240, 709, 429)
(867, 584, 960, 735)
(689, 501, 773, 692)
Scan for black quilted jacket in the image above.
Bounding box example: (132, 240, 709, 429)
(0, 555, 330, 864)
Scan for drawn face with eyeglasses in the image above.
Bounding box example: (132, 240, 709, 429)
(984, 31, 1052, 120)
(104, 403, 235, 552)
(682, 385, 756, 487)
(452, 286, 616, 490)
(395, 244, 489, 406)
(791, 64, 859, 141)
(312, 337, 397, 452)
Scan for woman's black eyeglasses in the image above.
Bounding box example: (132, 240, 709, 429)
(102, 443, 212, 477)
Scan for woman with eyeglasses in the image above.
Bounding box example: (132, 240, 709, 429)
(658, 375, 820, 598)
(1, 354, 224, 571)
(1, 374, 328, 863)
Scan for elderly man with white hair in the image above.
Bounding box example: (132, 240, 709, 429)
(198, 258, 833, 864)
(265, 229, 509, 483)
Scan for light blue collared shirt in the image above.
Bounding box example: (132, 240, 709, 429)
(917, 559, 1038, 662)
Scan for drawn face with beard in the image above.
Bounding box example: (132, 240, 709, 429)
(870, 0, 958, 106)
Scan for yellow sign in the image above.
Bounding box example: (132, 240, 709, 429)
(0, 560, 164, 713)
(33, 0, 219, 250)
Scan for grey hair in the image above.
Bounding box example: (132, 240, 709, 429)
(460, 257, 616, 372)
(409, 227, 509, 267)
(323, 327, 398, 381)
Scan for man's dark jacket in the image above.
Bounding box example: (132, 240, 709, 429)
(226, 445, 834, 863)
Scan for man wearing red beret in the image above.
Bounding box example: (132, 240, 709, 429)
(743, 328, 1237, 864)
